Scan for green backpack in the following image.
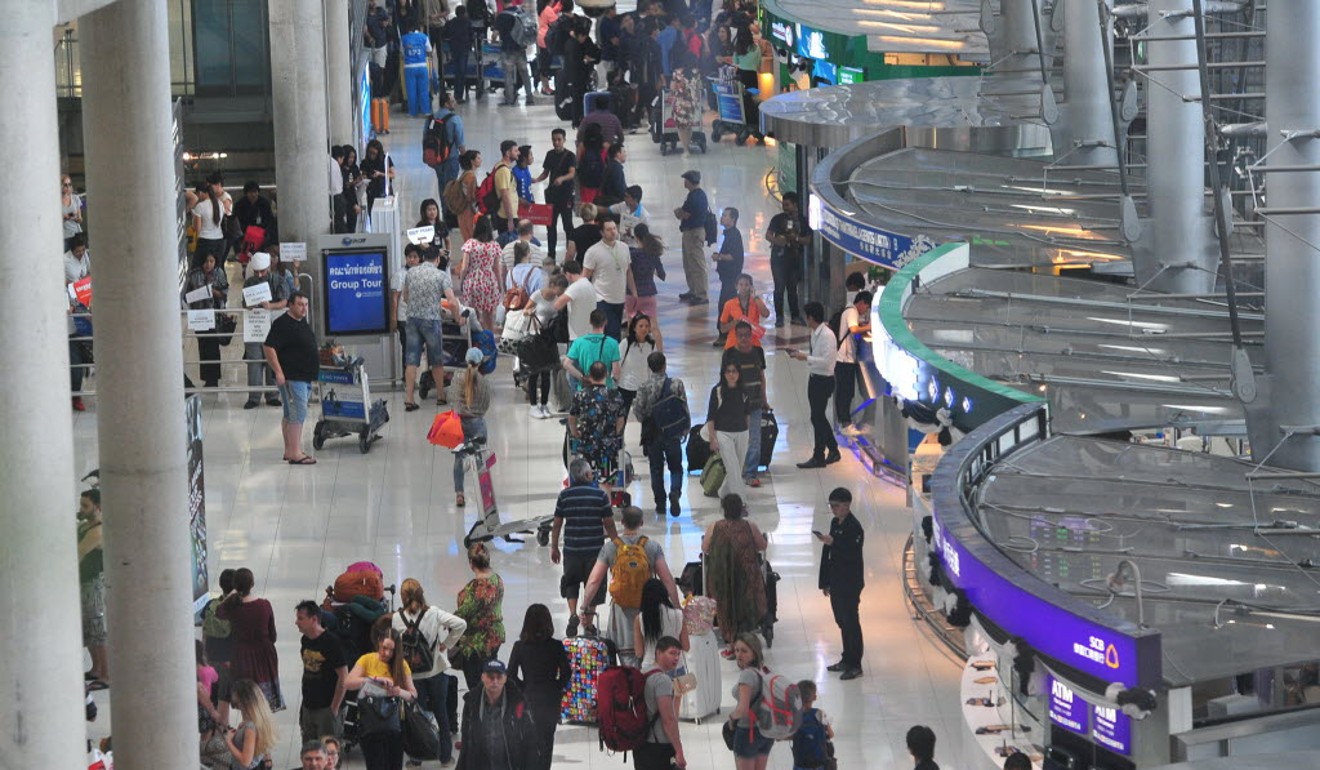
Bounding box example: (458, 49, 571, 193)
(201, 597, 231, 639)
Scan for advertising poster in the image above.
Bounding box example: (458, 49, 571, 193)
(186, 395, 210, 613)
(1092, 703, 1132, 755)
(1047, 675, 1088, 735)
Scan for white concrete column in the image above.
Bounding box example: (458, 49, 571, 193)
(1260, 0, 1320, 470)
(1138, 0, 1215, 294)
(272, 0, 333, 295)
(325, 0, 353, 147)
(81, 2, 198, 768)
(0, 2, 87, 765)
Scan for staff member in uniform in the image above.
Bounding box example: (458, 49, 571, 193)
(262, 291, 319, 465)
(815, 487, 864, 680)
(785, 301, 840, 468)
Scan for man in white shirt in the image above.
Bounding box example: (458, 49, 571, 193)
(608, 185, 649, 246)
(499, 218, 546, 271)
(554, 260, 598, 341)
(836, 291, 872, 437)
(64, 233, 91, 284)
(582, 219, 633, 339)
(786, 300, 840, 468)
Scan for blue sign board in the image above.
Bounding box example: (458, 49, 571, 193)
(931, 509, 1159, 688)
(323, 249, 389, 336)
(712, 80, 744, 123)
(1092, 702, 1132, 756)
(1047, 676, 1088, 735)
(813, 195, 936, 269)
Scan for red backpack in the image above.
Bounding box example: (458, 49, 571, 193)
(476, 162, 507, 215)
(596, 666, 660, 755)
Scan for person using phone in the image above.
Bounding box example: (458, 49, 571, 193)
(817, 487, 865, 681)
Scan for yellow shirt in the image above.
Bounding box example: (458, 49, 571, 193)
(356, 653, 412, 682)
(494, 164, 515, 219)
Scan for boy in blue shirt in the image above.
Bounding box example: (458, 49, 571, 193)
(513, 144, 535, 205)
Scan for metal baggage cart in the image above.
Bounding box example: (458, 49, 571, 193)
(313, 356, 390, 454)
(709, 66, 762, 145)
(455, 436, 555, 547)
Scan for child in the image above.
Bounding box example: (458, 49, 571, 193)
(791, 679, 836, 770)
(514, 144, 536, 206)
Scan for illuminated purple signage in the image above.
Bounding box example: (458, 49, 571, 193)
(1092, 703, 1132, 756)
(931, 513, 1159, 688)
(1047, 676, 1088, 735)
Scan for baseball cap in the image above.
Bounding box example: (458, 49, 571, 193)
(483, 659, 508, 675)
(249, 252, 272, 271)
(681, 170, 701, 184)
(465, 347, 485, 366)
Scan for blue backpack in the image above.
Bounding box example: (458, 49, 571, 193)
(474, 329, 498, 375)
(651, 378, 690, 443)
(791, 708, 833, 769)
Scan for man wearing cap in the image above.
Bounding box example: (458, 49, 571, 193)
(242, 251, 289, 410)
(673, 170, 709, 305)
(814, 487, 865, 680)
(456, 659, 543, 769)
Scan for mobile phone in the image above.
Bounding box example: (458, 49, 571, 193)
(812, 529, 824, 539)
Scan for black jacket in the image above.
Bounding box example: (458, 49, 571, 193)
(455, 679, 543, 770)
(819, 512, 865, 593)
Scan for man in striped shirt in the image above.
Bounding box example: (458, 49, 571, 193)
(550, 458, 619, 637)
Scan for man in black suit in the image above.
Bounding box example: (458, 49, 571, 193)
(815, 487, 865, 680)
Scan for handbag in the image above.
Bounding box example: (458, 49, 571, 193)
(401, 700, 442, 761)
(216, 313, 237, 347)
(515, 328, 560, 374)
(499, 312, 538, 354)
(358, 695, 403, 737)
(427, 410, 465, 448)
(722, 719, 739, 751)
(221, 214, 243, 244)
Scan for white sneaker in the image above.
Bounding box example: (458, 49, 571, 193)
(529, 405, 543, 418)
(538, 405, 553, 418)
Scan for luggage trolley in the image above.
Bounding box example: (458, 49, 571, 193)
(651, 77, 708, 156)
(313, 355, 390, 454)
(709, 66, 762, 146)
(456, 436, 556, 547)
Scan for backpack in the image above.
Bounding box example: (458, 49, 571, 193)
(791, 708, 835, 769)
(608, 536, 651, 609)
(703, 208, 718, 246)
(509, 6, 537, 47)
(651, 378, 690, 443)
(422, 114, 454, 168)
(597, 666, 660, 754)
(201, 598, 231, 639)
(443, 173, 471, 214)
(750, 671, 804, 740)
(546, 15, 571, 54)
(476, 163, 506, 215)
(398, 610, 435, 673)
(473, 328, 498, 374)
(466, 0, 491, 26)
(502, 264, 535, 311)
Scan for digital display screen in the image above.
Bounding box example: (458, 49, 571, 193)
(839, 66, 866, 84)
(796, 24, 828, 60)
(323, 249, 389, 336)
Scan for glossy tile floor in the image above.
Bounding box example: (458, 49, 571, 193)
(77, 95, 966, 769)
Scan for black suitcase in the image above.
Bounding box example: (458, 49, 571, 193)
(686, 426, 710, 472)
(758, 407, 778, 471)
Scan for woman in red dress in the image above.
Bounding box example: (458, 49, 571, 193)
(216, 567, 284, 711)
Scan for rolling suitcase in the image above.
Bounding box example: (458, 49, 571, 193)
(757, 407, 778, 471)
(561, 634, 615, 724)
(686, 426, 710, 472)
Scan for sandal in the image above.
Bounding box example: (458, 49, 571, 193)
(288, 456, 317, 465)
(456, 493, 466, 507)
(405, 402, 420, 412)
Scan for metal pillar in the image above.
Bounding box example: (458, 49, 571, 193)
(991, 0, 1044, 78)
(271, 0, 333, 304)
(325, 0, 353, 147)
(82, 2, 198, 768)
(0, 2, 87, 765)
(1136, 0, 1216, 294)
(1060, 0, 1118, 167)
(1256, 0, 1320, 470)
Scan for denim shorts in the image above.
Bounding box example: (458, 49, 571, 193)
(406, 317, 444, 367)
(732, 722, 774, 759)
(279, 381, 312, 423)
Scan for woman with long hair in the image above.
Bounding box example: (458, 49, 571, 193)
(192, 172, 233, 266)
(345, 629, 418, 770)
(727, 633, 775, 769)
(704, 362, 753, 497)
(731, 23, 762, 139)
(222, 679, 278, 770)
(455, 150, 482, 242)
(416, 197, 445, 232)
(360, 139, 395, 217)
(701, 495, 767, 655)
(61, 174, 83, 251)
(448, 347, 491, 507)
(524, 272, 568, 418)
(507, 603, 572, 770)
(215, 568, 284, 711)
(625, 223, 666, 320)
(457, 214, 504, 331)
(183, 251, 230, 387)
(343, 145, 363, 233)
(633, 578, 689, 672)
(618, 312, 661, 428)
(452, 543, 506, 702)
(391, 578, 467, 766)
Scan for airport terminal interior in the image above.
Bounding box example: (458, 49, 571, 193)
(34, 0, 1320, 769)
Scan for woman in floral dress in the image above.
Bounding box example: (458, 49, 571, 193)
(668, 67, 705, 158)
(456, 215, 505, 331)
(452, 542, 505, 700)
